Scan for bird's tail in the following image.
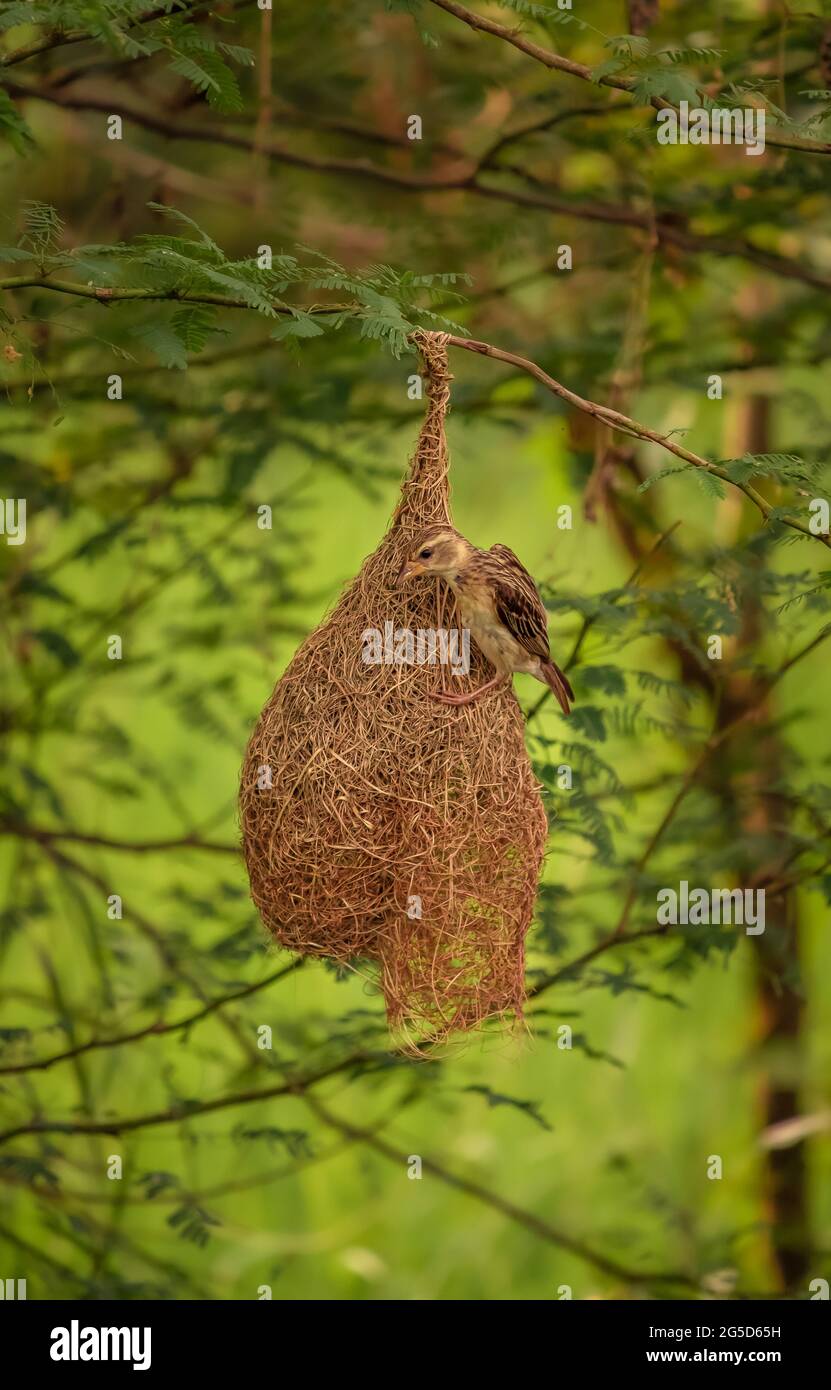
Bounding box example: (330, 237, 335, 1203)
(541, 661, 574, 716)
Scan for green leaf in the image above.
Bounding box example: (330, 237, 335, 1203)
(168, 49, 243, 113)
(218, 42, 255, 67)
(464, 1085, 552, 1131)
(271, 314, 325, 341)
(569, 705, 607, 741)
(592, 57, 628, 82)
(18, 573, 73, 604)
(720, 452, 809, 485)
(0, 88, 35, 155)
(638, 464, 691, 492)
(20, 201, 64, 255)
(32, 628, 80, 668)
(167, 1202, 221, 1247)
(146, 203, 223, 256)
(605, 34, 651, 57)
(631, 70, 702, 107)
(657, 45, 723, 65)
(498, 0, 587, 27)
(695, 469, 726, 500)
(130, 321, 188, 369)
(578, 665, 627, 697)
(170, 305, 223, 353)
(232, 1125, 313, 1157)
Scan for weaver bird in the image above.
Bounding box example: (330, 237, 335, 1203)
(396, 525, 574, 714)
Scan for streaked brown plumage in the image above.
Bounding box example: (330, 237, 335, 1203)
(396, 525, 574, 714)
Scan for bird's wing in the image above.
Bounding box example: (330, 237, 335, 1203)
(486, 544, 551, 662)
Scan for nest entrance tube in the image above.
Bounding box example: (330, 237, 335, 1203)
(240, 330, 548, 1045)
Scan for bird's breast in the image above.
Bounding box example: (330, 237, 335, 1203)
(456, 595, 519, 675)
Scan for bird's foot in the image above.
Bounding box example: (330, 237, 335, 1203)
(428, 678, 506, 706)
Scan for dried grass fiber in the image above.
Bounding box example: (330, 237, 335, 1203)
(240, 330, 548, 1044)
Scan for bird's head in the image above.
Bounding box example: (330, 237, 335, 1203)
(396, 526, 471, 585)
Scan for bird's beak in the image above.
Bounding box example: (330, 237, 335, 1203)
(396, 560, 421, 586)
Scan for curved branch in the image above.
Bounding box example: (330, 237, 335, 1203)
(6, 79, 830, 295)
(0, 961, 302, 1077)
(2, 283, 826, 552)
(427, 0, 831, 156)
(0, 272, 351, 314)
(528, 926, 668, 1001)
(0, 0, 253, 68)
(525, 521, 683, 722)
(0, 1051, 364, 1147)
(304, 1095, 699, 1291)
(443, 334, 831, 549)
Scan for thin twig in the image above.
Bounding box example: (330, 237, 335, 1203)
(5, 79, 830, 293)
(0, 962, 303, 1077)
(0, 818, 237, 856)
(304, 1094, 699, 1290)
(525, 519, 683, 723)
(443, 335, 831, 549)
(0, 1052, 366, 1147)
(610, 622, 831, 937)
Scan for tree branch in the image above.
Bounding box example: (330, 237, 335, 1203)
(0, 0, 253, 68)
(1, 337, 274, 395)
(610, 621, 831, 936)
(0, 271, 352, 314)
(427, 0, 831, 156)
(528, 926, 669, 1002)
(525, 520, 683, 722)
(24, 840, 262, 1065)
(0, 1051, 366, 1147)
(0, 818, 238, 856)
(0, 962, 303, 1077)
(443, 335, 831, 549)
(1, 281, 826, 551)
(7, 78, 830, 295)
(304, 1095, 699, 1291)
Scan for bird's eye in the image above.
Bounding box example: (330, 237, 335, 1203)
(419, 547, 433, 559)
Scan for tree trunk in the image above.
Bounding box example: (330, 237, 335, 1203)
(716, 392, 808, 1291)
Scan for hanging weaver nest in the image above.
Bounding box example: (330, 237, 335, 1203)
(240, 330, 548, 1046)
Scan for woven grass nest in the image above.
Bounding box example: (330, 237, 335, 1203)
(240, 330, 548, 1046)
